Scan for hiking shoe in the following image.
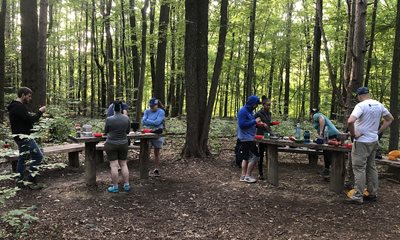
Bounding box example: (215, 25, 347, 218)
(363, 194, 377, 202)
(107, 185, 119, 193)
(28, 183, 45, 190)
(239, 176, 246, 182)
(123, 184, 131, 192)
(149, 169, 160, 177)
(244, 176, 257, 183)
(345, 189, 363, 204)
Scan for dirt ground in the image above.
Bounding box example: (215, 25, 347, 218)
(1, 136, 400, 239)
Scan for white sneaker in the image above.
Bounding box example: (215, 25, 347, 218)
(239, 176, 246, 182)
(244, 176, 257, 183)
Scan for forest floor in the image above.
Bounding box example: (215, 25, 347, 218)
(1, 135, 400, 239)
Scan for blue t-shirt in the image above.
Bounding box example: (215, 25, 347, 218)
(107, 103, 129, 117)
(312, 112, 340, 137)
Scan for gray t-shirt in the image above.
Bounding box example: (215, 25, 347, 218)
(104, 113, 130, 145)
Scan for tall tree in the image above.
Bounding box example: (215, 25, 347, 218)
(154, 0, 170, 103)
(283, 1, 293, 117)
(364, 0, 378, 87)
(20, 0, 39, 109)
(0, 0, 6, 123)
(135, 0, 150, 123)
(102, 0, 114, 105)
(389, 0, 400, 151)
(245, 0, 256, 98)
(310, 0, 322, 109)
(183, 0, 209, 157)
(200, 0, 228, 154)
(129, 0, 141, 119)
(37, 0, 48, 107)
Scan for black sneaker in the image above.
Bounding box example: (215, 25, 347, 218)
(153, 169, 160, 177)
(363, 195, 377, 202)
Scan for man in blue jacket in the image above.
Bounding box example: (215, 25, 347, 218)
(237, 95, 262, 183)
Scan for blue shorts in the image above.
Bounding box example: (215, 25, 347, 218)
(150, 137, 165, 149)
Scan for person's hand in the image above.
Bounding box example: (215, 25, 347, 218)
(255, 117, 261, 123)
(39, 106, 46, 113)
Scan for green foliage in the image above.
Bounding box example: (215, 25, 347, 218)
(1, 206, 39, 237)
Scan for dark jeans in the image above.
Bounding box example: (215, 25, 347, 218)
(258, 143, 266, 176)
(15, 139, 43, 181)
(323, 135, 338, 170)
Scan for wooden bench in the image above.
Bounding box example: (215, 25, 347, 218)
(3, 143, 85, 172)
(376, 157, 400, 167)
(276, 146, 324, 166)
(95, 143, 140, 163)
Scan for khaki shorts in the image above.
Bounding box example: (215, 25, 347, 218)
(105, 142, 129, 161)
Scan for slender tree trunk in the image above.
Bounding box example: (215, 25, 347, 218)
(364, 0, 378, 87)
(83, 1, 89, 116)
(135, 0, 150, 123)
(20, 0, 39, 110)
(267, 39, 276, 100)
(283, 1, 293, 118)
(121, 0, 129, 104)
(389, 0, 400, 151)
(37, 0, 48, 107)
(183, 0, 209, 158)
(344, 0, 356, 120)
(310, 0, 322, 109)
(245, 0, 256, 98)
(103, 0, 114, 105)
(154, 0, 170, 103)
(129, 0, 141, 119)
(0, 0, 5, 122)
(169, 5, 177, 116)
(149, 0, 156, 93)
(224, 32, 235, 118)
(200, 0, 228, 152)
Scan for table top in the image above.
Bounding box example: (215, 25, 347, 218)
(256, 138, 351, 152)
(69, 132, 162, 143)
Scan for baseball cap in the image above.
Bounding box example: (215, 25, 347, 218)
(149, 98, 159, 107)
(355, 87, 369, 96)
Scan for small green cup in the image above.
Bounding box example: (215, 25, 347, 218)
(264, 132, 270, 139)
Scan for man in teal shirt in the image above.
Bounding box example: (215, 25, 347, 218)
(310, 108, 340, 179)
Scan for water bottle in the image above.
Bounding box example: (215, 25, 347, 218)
(323, 126, 329, 144)
(295, 123, 301, 139)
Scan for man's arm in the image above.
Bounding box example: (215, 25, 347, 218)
(347, 115, 359, 139)
(13, 104, 44, 124)
(378, 114, 394, 135)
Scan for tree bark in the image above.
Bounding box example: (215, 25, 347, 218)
(245, 0, 256, 98)
(154, 0, 170, 103)
(149, 0, 156, 94)
(183, 0, 209, 158)
(83, 1, 89, 116)
(102, 0, 114, 105)
(37, 0, 48, 107)
(135, 0, 150, 123)
(0, 0, 6, 122)
(20, 0, 39, 110)
(389, 0, 400, 151)
(200, 0, 228, 153)
(169, 5, 177, 117)
(283, 1, 293, 118)
(310, 0, 322, 110)
(129, 0, 141, 119)
(364, 0, 378, 87)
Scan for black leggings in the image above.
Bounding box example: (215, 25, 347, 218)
(258, 143, 266, 176)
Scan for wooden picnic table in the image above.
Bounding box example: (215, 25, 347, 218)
(70, 132, 161, 186)
(256, 138, 351, 193)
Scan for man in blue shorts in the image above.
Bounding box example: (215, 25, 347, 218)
(142, 98, 165, 177)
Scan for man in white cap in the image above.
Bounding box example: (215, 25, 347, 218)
(346, 87, 393, 204)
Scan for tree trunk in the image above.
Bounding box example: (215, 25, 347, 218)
(37, 0, 48, 107)
(200, 0, 228, 152)
(149, 0, 156, 94)
(389, 0, 400, 151)
(364, 0, 378, 87)
(121, 0, 129, 105)
(20, 0, 39, 110)
(169, 5, 177, 117)
(183, 0, 209, 158)
(224, 32, 235, 118)
(310, 0, 322, 110)
(135, 0, 150, 123)
(245, 0, 256, 98)
(267, 39, 276, 100)
(154, 0, 170, 103)
(0, 0, 5, 123)
(129, 0, 141, 118)
(103, 0, 114, 105)
(83, 1, 89, 116)
(283, 1, 293, 118)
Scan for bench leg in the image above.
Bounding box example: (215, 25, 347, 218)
(96, 150, 104, 164)
(85, 142, 97, 187)
(139, 139, 150, 179)
(11, 160, 17, 173)
(267, 145, 278, 186)
(308, 154, 318, 167)
(330, 151, 345, 193)
(68, 152, 80, 168)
